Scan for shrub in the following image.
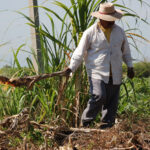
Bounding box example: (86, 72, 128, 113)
(134, 62, 150, 77)
(122, 62, 150, 78)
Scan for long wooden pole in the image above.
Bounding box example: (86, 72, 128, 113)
(29, 0, 43, 74)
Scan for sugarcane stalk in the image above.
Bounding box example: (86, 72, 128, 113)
(0, 70, 68, 89)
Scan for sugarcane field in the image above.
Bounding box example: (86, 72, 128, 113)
(0, 0, 150, 150)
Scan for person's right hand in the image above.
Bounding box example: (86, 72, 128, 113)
(63, 67, 72, 76)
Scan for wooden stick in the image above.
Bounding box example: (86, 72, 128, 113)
(0, 70, 67, 89)
(30, 121, 107, 133)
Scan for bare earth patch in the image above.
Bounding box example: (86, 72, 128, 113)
(0, 109, 150, 150)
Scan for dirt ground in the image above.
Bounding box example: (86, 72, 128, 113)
(0, 110, 150, 150)
(58, 118, 150, 150)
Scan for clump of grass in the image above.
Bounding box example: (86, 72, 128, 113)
(119, 77, 150, 118)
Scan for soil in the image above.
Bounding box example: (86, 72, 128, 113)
(0, 110, 150, 150)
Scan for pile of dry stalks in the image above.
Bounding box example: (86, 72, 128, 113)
(0, 108, 150, 150)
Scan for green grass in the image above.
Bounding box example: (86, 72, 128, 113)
(119, 77, 150, 118)
(0, 65, 149, 125)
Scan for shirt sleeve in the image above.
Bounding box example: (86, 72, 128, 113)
(68, 31, 90, 72)
(121, 30, 133, 68)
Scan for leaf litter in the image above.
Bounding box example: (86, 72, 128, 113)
(0, 108, 149, 150)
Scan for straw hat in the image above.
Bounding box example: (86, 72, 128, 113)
(91, 3, 123, 21)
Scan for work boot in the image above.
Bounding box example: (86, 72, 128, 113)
(99, 122, 114, 129)
(82, 121, 91, 127)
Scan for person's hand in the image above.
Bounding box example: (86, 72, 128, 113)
(63, 67, 72, 76)
(127, 67, 134, 79)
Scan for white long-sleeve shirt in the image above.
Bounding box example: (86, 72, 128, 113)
(69, 22, 133, 85)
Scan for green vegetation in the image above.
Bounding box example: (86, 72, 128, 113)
(123, 62, 150, 78)
(134, 62, 150, 78)
(119, 77, 150, 117)
(0, 1, 150, 149)
(0, 63, 149, 124)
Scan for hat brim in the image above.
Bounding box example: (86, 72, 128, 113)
(91, 9, 123, 21)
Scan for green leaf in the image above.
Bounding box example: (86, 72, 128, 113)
(13, 44, 25, 69)
(40, 28, 72, 52)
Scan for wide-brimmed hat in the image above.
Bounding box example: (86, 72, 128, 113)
(91, 3, 123, 21)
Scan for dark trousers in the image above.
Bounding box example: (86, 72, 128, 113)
(81, 77, 120, 125)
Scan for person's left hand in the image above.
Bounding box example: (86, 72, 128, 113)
(127, 67, 135, 79)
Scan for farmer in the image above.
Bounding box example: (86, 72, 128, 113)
(64, 2, 134, 129)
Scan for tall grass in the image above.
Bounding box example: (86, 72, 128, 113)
(119, 77, 150, 118)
